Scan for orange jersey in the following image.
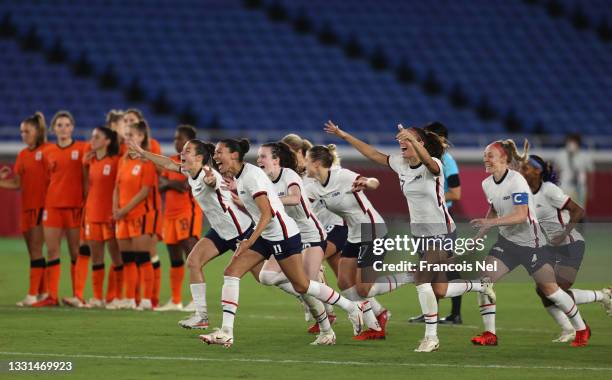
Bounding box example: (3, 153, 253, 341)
(86, 154, 120, 223)
(149, 138, 161, 154)
(14, 143, 50, 210)
(115, 156, 157, 220)
(161, 155, 197, 219)
(44, 141, 88, 208)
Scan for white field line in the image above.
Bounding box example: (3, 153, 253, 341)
(0, 351, 611, 372)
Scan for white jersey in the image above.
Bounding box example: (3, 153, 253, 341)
(387, 154, 456, 237)
(482, 169, 545, 248)
(235, 163, 300, 241)
(187, 168, 252, 240)
(304, 176, 344, 230)
(271, 168, 326, 243)
(533, 181, 583, 245)
(308, 167, 386, 243)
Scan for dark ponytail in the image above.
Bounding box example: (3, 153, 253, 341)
(529, 155, 559, 185)
(188, 139, 216, 169)
(262, 141, 298, 173)
(410, 127, 446, 159)
(220, 138, 250, 162)
(94, 126, 119, 157)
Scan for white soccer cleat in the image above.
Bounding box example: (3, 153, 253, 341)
(154, 300, 183, 312)
(136, 299, 153, 311)
(601, 288, 612, 317)
(62, 296, 85, 308)
(310, 329, 336, 345)
(178, 313, 209, 329)
(85, 298, 104, 308)
(481, 276, 496, 304)
(552, 330, 576, 343)
(105, 299, 123, 310)
(199, 328, 234, 348)
(37, 293, 48, 301)
(414, 336, 440, 352)
(120, 298, 137, 310)
(16, 294, 38, 307)
(348, 304, 364, 336)
(183, 301, 196, 312)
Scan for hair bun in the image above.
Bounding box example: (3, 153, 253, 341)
(326, 144, 337, 152)
(238, 139, 250, 154)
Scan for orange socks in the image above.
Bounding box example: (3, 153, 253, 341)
(29, 258, 46, 296)
(105, 265, 117, 303)
(39, 260, 48, 295)
(46, 258, 61, 300)
(91, 263, 105, 300)
(114, 265, 124, 300)
(152, 258, 161, 306)
(121, 252, 137, 300)
(74, 245, 91, 300)
(170, 260, 185, 304)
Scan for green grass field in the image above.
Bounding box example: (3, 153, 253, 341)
(1, 234, 611, 380)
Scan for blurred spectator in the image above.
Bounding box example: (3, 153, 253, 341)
(555, 134, 594, 209)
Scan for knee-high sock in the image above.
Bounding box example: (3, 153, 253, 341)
(74, 245, 91, 299)
(114, 265, 124, 300)
(444, 280, 482, 298)
(259, 270, 300, 296)
(38, 259, 48, 295)
(417, 283, 438, 338)
(569, 289, 604, 305)
(547, 289, 586, 331)
(29, 258, 46, 296)
(121, 252, 137, 300)
(341, 286, 380, 331)
(368, 297, 384, 316)
(170, 259, 185, 304)
(303, 294, 332, 332)
(221, 276, 240, 333)
(46, 258, 61, 300)
(190, 283, 207, 317)
(152, 256, 161, 305)
(545, 306, 574, 332)
(70, 259, 77, 295)
(136, 252, 153, 300)
(306, 280, 357, 314)
(367, 273, 413, 297)
(92, 263, 105, 300)
(478, 292, 496, 334)
(105, 265, 117, 303)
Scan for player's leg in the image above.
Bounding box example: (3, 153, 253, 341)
(104, 237, 124, 309)
(133, 233, 154, 310)
(87, 239, 106, 307)
(18, 223, 46, 306)
(32, 223, 63, 306)
(117, 238, 137, 309)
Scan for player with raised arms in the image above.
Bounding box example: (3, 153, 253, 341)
(198, 138, 363, 347)
(520, 155, 611, 342)
(470, 140, 591, 347)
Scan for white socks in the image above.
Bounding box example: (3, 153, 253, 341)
(303, 294, 331, 332)
(340, 286, 380, 331)
(259, 270, 300, 296)
(221, 276, 240, 334)
(570, 289, 604, 304)
(545, 305, 574, 333)
(306, 280, 356, 313)
(444, 280, 482, 298)
(190, 283, 207, 317)
(416, 283, 438, 338)
(478, 292, 496, 334)
(547, 289, 586, 331)
(367, 273, 414, 297)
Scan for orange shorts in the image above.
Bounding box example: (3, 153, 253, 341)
(163, 210, 203, 245)
(84, 221, 115, 242)
(115, 212, 158, 240)
(21, 208, 44, 232)
(43, 207, 82, 229)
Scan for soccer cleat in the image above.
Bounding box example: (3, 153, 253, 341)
(348, 304, 364, 336)
(183, 301, 196, 312)
(353, 328, 385, 341)
(62, 296, 85, 308)
(377, 309, 391, 331)
(16, 295, 38, 307)
(136, 299, 153, 311)
(308, 313, 337, 334)
(310, 329, 336, 345)
(85, 298, 104, 308)
(471, 331, 498, 346)
(601, 288, 612, 317)
(571, 324, 591, 347)
(120, 298, 138, 310)
(31, 296, 59, 308)
(37, 293, 48, 301)
(552, 330, 576, 343)
(414, 336, 440, 352)
(480, 277, 496, 303)
(154, 300, 184, 312)
(179, 313, 210, 329)
(408, 314, 425, 323)
(104, 299, 123, 310)
(199, 328, 233, 348)
(438, 314, 462, 325)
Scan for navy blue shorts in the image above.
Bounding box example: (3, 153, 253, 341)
(552, 241, 585, 271)
(488, 236, 555, 276)
(325, 225, 348, 254)
(205, 226, 254, 254)
(342, 239, 387, 269)
(302, 240, 326, 251)
(250, 233, 302, 261)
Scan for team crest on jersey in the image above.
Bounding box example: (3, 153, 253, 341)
(103, 164, 111, 176)
(132, 165, 141, 175)
(35, 151, 43, 161)
(71, 150, 80, 160)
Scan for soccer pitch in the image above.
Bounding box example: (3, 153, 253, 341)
(1, 235, 611, 380)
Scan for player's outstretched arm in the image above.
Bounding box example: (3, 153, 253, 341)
(127, 138, 180, 172)
(324, 120, 388, 166)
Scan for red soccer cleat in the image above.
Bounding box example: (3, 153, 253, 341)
(31, 297, 59, 308)
(352, 328, 385, 341)
(571, 323, 591, 347)
(307, 313, 337, 334)
(377, 309, 390, 331)
(471, 331, 498, 346)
